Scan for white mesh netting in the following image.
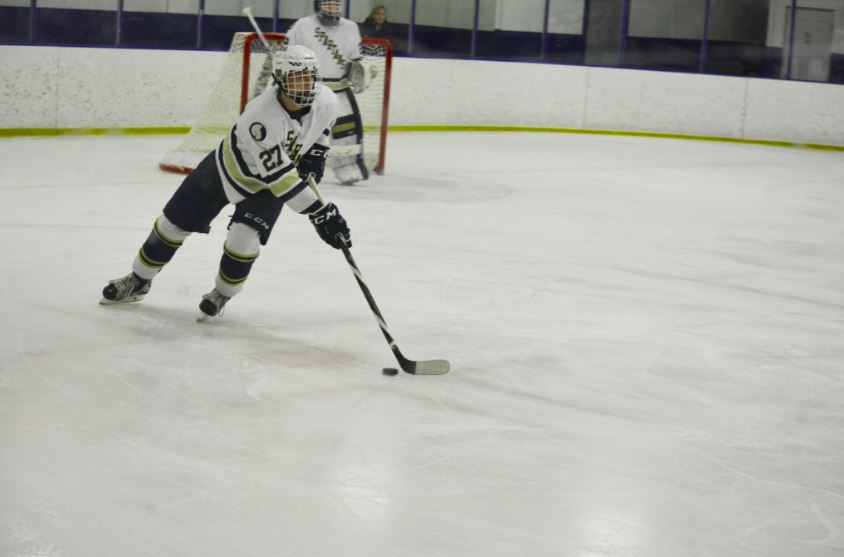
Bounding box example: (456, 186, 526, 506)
(358, 40, 390, 174)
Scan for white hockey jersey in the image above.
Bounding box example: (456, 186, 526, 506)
(215, 83, 339, 207)
(286, 14, 362, 81)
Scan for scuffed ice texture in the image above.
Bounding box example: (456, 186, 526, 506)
(0, 133, 842, 557)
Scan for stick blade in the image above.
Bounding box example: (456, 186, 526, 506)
(406, 358, 450, 375)
(393, 348, 450, 375)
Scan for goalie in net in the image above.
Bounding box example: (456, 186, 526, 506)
(159, 2, 391, 184)
(285, 0, 374, 185)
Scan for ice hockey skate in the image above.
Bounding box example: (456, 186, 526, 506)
(100, 272, 151, 305)
(197, 289, 230, 321)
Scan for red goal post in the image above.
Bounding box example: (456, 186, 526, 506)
(160, 32, 393, 176)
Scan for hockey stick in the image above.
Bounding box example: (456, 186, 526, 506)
(242, 7, 271, 50)
(307, 175, 450, 375)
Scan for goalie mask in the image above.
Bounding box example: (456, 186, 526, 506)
(273, 45, 321, 108)
(314, 0, 342, 25)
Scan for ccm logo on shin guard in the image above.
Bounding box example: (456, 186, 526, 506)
(243, 212, 271, 231)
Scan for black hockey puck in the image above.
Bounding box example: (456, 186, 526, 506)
(382, 367, 399, 376)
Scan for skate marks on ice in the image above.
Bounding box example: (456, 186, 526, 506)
(2, 134, 844, 557)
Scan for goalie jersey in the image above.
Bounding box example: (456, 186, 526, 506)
(286, 14, 362, 81)
(215, 83, 339, 205)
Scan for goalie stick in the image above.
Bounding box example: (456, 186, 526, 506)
(241, 6, 272, 50)
(307, 175, 450, 375)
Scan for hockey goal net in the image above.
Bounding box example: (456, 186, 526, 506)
(159, 32, 393, 175)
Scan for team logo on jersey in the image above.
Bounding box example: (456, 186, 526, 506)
(249, 122, 267, 141)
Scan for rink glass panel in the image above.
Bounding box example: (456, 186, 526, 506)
(0, 0, 841, 84)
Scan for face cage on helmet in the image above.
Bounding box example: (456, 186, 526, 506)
(278, 69, 319, 108)
(316, 0, 341, 24)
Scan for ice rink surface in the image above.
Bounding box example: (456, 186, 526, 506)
(1, 132, 843, 557)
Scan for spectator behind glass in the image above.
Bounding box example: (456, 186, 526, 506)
(361, 5, 389, 39)
(361, 4, 406, 54)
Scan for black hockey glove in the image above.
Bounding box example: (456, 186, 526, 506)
(308, 202, 351, 249)
(297, 145, 328, 183)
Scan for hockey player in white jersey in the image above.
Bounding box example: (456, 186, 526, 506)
(287, 0, 372, 185)
(100, 46, 352, 318)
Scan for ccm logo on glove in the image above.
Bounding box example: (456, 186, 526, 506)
(309, 202, 351, 249)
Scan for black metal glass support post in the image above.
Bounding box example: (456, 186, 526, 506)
(618, 0, 630, 68)
(115, 0, 123, 46)
(699, 0, 711, 72)
(408, 0, 416, 56)
(28, 0, 37, 44)
(272, 0, 279, 33)
(470, 0, 480, 58)
(581, 0, 591, 65)
(540, 0, 551, 62)
(196, 0, 205, 49)
(786, 0, 798, 79)
(619, 0, 631, 67)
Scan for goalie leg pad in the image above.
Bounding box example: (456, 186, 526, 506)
(162, 151, 229, 235)
(330, 88, 369, 185)
(215, 223, 261, 298)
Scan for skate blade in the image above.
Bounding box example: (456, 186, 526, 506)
(99, 295, 145, 305)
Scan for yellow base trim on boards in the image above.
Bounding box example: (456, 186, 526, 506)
(1, 125, 842, 152)
(388, 125, 844, 152)
(0, 127, 190, 137)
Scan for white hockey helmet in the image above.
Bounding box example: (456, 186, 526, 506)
(273, 45, 321, 108)
(314, 0, 342, 25)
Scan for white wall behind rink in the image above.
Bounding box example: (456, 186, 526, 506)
(1, 45, 843, 146)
